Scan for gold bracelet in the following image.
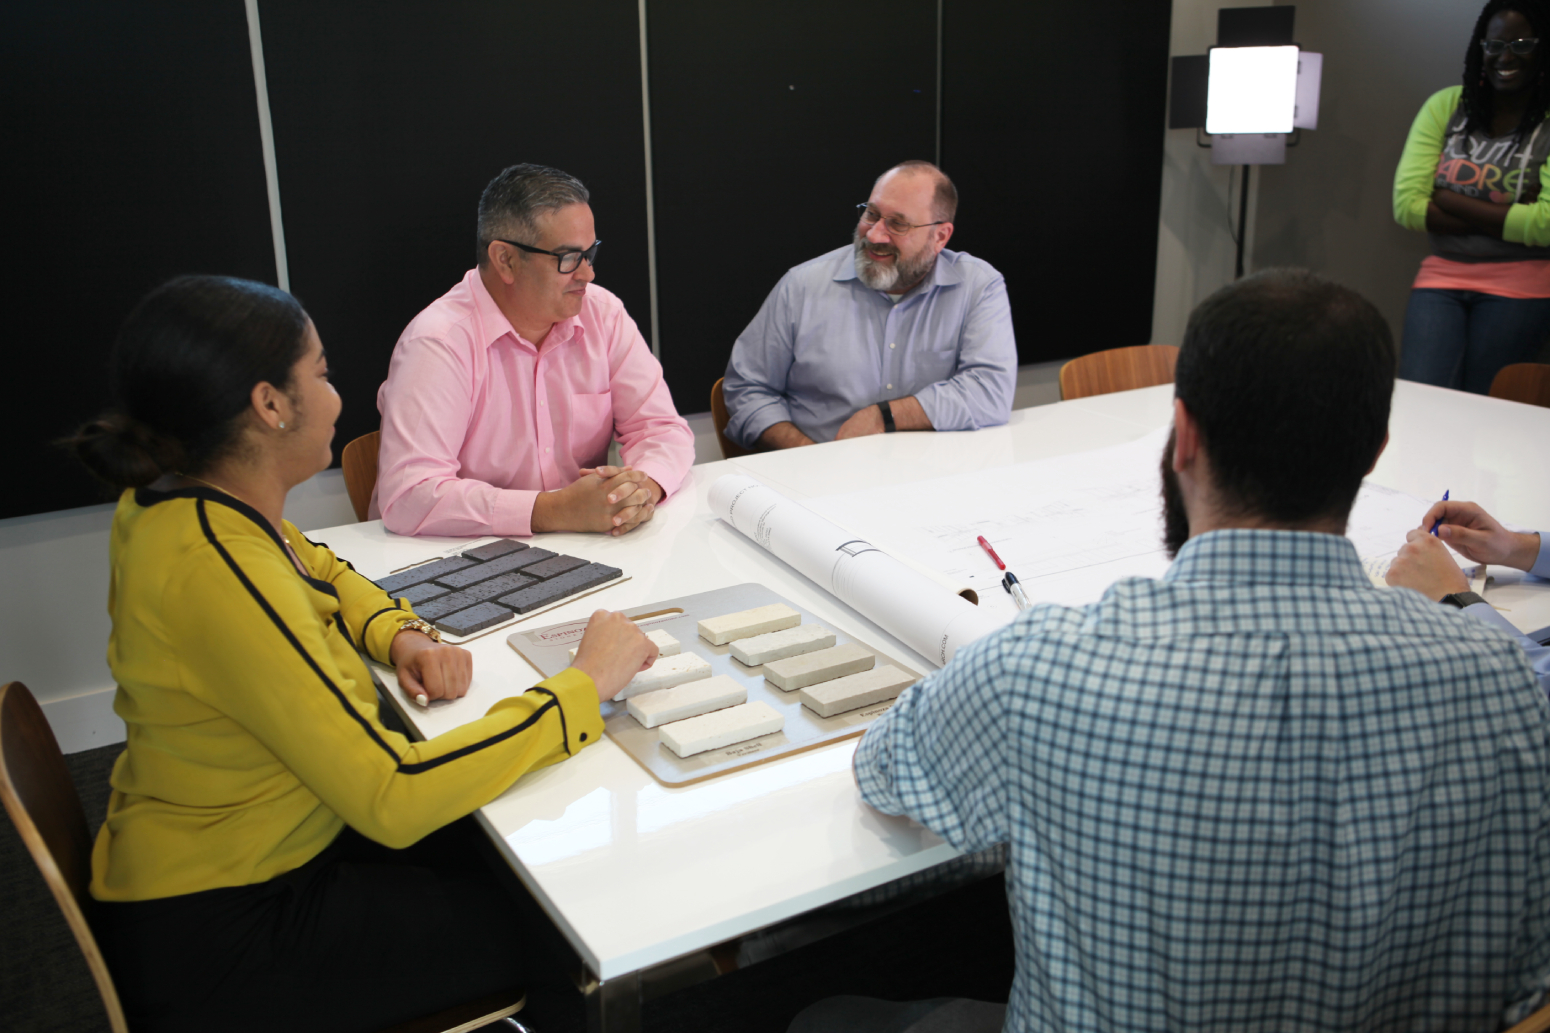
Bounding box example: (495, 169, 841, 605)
(397, 618, 442, 643)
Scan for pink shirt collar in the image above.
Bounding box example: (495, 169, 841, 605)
(468, 268, 584, 354)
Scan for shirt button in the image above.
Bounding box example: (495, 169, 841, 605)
(580, 732, 588, 742)
(886, 384, 893, 390)
(889, 342, 896, 349)
(546, 447, 552, 454)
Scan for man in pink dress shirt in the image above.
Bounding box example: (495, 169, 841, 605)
(372, 164, 694, 538)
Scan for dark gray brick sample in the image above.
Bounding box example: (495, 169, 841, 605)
(433, 601, 514, 637)
(435, 548, 557, 590)
(522, 554, 588, 580)
(467, 571, 538, 601)
(414, 589, 491, 621)
(509, 547, 558, 569)
(495, 562, 623, 614)
(400, 581, 452, 605)
(376, 555, 477, 595)
(463, 538, 528, 562)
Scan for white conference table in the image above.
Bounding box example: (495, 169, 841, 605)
(307, 381, 1550, 1031)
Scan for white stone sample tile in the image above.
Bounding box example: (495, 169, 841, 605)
(573, 628, 681, 662)
(799, 665, 916, 718)
(627, 675, 747, 729)
(729, 624, 836, 666)
(697, 602, 800, 646)
(658, 701, 784, 758)
(763, 641, 875, 692)
(612, 652, 712, 701)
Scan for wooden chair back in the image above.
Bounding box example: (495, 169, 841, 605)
(379, 990, 527, 1033)
(0, 681, 129, 1033)
(1059, 344, 1180, 401)
(1489, 363, 1550, 408)
(1507, 1001, 1550, 1033)
(342, 430, 382, 523)
(711, 378, 753, 459)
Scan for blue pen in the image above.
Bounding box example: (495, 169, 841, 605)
(1429, 490, 1450, 535)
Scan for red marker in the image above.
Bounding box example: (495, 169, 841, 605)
(976, 536, 1006, 571)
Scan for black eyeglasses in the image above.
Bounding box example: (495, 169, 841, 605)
(856, 203, 945, 236)
(1481, 37, 1539, 57)
(497, 238, 601, 273)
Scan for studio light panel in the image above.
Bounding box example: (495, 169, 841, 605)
(1205, 46, 1299, 135)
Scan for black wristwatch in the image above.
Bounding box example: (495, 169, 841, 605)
(878, 399, 896, 433)
(1440, 591, 1485, 609)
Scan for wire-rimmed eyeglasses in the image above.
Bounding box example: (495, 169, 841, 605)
(855, 203, 945, 236)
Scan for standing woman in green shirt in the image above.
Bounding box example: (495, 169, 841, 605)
(66, 275, 656, 1033)
(1392, 0, 1550, 394)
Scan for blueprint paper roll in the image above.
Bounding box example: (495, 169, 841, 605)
(710, 475, 1006, 667)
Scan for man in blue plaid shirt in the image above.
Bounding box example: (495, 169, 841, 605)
(797, 270, 1550, 1033)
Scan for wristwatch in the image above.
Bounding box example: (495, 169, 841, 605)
(397, 618, 443, 642)
(878, 399, 896, 433)
(1440, 591, 1485, 609)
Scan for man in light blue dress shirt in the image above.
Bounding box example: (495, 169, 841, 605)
(1386, 499, 1550, 695)
(722, 161, 1016, 450)
(792, 270, 1550, 1033)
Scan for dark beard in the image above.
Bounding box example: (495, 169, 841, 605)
(1160, 428, 1189, 559)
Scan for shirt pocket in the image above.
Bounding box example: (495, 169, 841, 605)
(564, 391, 615, 466)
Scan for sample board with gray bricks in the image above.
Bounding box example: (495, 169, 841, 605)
(373, 538, 623, 637)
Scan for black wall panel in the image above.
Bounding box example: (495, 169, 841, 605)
(259, 0, 651, 459)
(648, 0, 938, 416)
(2, 1, 276, 519)
(943, 0, 1172, 365)
(9, 0, 1174, 521)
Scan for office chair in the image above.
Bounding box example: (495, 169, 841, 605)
(0, 681, 532, 1033)
(1058, 344, 1180, 401)
(342, 429, 382, 522)
(1489, 363, 1550, 409)
(711, 378, 753, 459)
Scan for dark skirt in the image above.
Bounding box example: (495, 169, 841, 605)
(93, 818, 557, 1033)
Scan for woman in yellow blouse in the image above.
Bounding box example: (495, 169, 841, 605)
(68, 275, 656, 1033)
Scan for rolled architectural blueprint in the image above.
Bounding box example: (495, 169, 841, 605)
(710, 475, 1006, 667)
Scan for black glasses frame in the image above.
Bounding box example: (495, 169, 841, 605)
(855, 203, 945, 236)
(1481, 37, 1539, 57)
(497, 238, 601, 273)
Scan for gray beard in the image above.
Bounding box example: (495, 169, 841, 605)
(853, 232, 936, 292)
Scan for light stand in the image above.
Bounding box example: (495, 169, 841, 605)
(1168, 7, 1321, 280)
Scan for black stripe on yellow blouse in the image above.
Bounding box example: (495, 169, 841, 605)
(359, 604, 404, 647)
(525, 687, 570, 756)
(195, 498, 567, 774)
(196, 498, 404, 764)
(398, 695, 562, 773)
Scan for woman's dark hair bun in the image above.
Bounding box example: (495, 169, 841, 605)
(67, 413, 188, 489)
(64, 275, 309, 492)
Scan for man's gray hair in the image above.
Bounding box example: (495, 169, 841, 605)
(476, 164, 590, 267)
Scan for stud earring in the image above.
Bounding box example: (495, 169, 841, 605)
(278, 421, 286, 430)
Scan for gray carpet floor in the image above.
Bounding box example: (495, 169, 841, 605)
(2, 742, 1013, 1032)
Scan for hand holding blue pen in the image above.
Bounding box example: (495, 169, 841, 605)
(1429, 490, 1450, 536)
